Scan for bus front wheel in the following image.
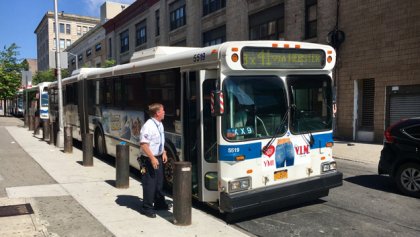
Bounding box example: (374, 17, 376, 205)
(164, 145, 177, 191)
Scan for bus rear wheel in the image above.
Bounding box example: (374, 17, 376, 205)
(164, 145, 177, 191)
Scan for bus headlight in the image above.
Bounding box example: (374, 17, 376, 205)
(321, 161, 337, 173)
(228, 177, 251, 193)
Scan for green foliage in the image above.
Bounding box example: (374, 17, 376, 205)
(103, 59, 116, 68)
(32, 69, 70, 84)
(0, 43, 24, 100)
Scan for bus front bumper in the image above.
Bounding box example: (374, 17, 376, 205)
(219, 171, 343, 213)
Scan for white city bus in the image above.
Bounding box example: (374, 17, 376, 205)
(50, 41, 342, 213)
(23, 82, 51, 120)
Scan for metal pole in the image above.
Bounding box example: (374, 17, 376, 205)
(64, 125, 73, 153)
(43, 120, 50, 141)
(173, 161, 192, 226)
(83, 133, 93, 166)
(116, 143, 129, 188)
(54, 0, 64, 148)
(75, 54, 78, 70)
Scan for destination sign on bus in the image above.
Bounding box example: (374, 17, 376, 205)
(241, 47, 326, 69)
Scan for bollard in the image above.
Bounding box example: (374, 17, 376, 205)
(29, 115, 35, 131)
(173, 161, 192, 226)
(49, 121, 56, 145)
(83, 133, 93, 166)
(24, 114, 29, 127)
(42, 120, 50, 141)
(64, 125, 73, 153)
(116, 143, 129, 188)
(34, 117, 41, 135)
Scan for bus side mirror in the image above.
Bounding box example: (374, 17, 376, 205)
(211, 90, 224, 116)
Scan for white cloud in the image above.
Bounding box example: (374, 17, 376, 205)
(84, 0, 135, 16)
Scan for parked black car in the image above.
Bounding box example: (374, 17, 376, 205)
(378, 118, 420, 198)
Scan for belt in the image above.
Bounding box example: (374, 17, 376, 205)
(141, 154, 162, 159)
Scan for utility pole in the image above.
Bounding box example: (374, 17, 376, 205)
(54, 0, 64, 148)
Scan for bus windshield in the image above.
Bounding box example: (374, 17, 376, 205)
(41, 93, 49, 107)
(288, 75, 332, 133)
(222, 76, 288, 141)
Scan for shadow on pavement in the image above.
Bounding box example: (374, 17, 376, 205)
(344, 174, 399, 194)
(115, 195, 143, 213)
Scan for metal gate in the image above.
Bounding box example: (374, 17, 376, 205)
(389, 94, 420, 125)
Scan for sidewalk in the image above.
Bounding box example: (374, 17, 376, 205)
(333, 140, 383, 165)
(2, 122, 249, 237)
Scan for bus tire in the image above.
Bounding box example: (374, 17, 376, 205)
(164, 145, 177, 191)
(95, 129, 106, 157)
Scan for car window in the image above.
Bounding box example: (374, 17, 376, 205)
(403, 124, 420, 140)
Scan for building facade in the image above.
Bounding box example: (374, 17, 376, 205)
(65, 1, 129, 72)
(335, 0, 420, 142)
(34, 11, 100, 71)
(52, 0, 420, 143)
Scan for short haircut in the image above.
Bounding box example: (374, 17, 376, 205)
(147, 103, 163, 117)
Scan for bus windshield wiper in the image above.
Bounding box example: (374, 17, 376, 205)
(262, 109, 288, 153)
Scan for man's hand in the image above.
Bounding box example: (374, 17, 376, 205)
(151, 156, 159, 169)
(162, 152, 168, 164)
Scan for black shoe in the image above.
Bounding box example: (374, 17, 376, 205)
(154, 203, 171, 210)
(140, 210, 156, 218)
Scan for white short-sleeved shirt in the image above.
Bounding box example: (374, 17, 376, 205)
(139, 118, 165, 156)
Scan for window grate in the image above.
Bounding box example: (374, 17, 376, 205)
(361, 79, 375, 128)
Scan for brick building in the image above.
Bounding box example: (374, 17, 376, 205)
(53, 0, 420, 143)
(335, 0, 420, 142)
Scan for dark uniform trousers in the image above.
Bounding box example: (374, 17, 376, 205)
(140, 155, 166, 213)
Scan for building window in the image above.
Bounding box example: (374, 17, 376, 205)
(108, 38, 112, 58)
(203, 25, 226, 46)
(66, 24, 71, 34)
(358, 79, 375, 129)
(120, 30, 129, 53)
(203, 0, 226, 16)
(66, 39, 71, 48)
(169, 0, 186, 31)
(59, 39, 65, 49)
(86, 48, 92, 57)
(305, 0, 317, 39)
(77, 25, 81, 35)
(155, 10, 160, 36)
(136, 20, 147, 46)
(60, 23, 65, 33)
(78, 54, 83, 61)
(249, 4, 284, 40)
(83, 26, 88, 35)
(95, 43, 102, 52)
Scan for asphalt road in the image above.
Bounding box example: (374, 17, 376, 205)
(234, 159, 420, 237)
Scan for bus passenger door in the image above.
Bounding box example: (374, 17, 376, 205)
(198, 70, 218, 202)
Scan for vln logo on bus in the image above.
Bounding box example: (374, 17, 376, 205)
(295, 145, 310, 155)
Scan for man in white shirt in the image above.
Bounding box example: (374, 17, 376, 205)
(138, 103, 169, 218)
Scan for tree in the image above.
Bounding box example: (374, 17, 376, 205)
(0, 43, 24, 116)
(32, 68, 69, 85)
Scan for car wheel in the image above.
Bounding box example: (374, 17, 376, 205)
(394, 163, 420, 198)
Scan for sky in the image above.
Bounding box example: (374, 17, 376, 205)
(0, 0, 135, 60)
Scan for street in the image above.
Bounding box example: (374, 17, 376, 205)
(234, 159, 420, 237)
